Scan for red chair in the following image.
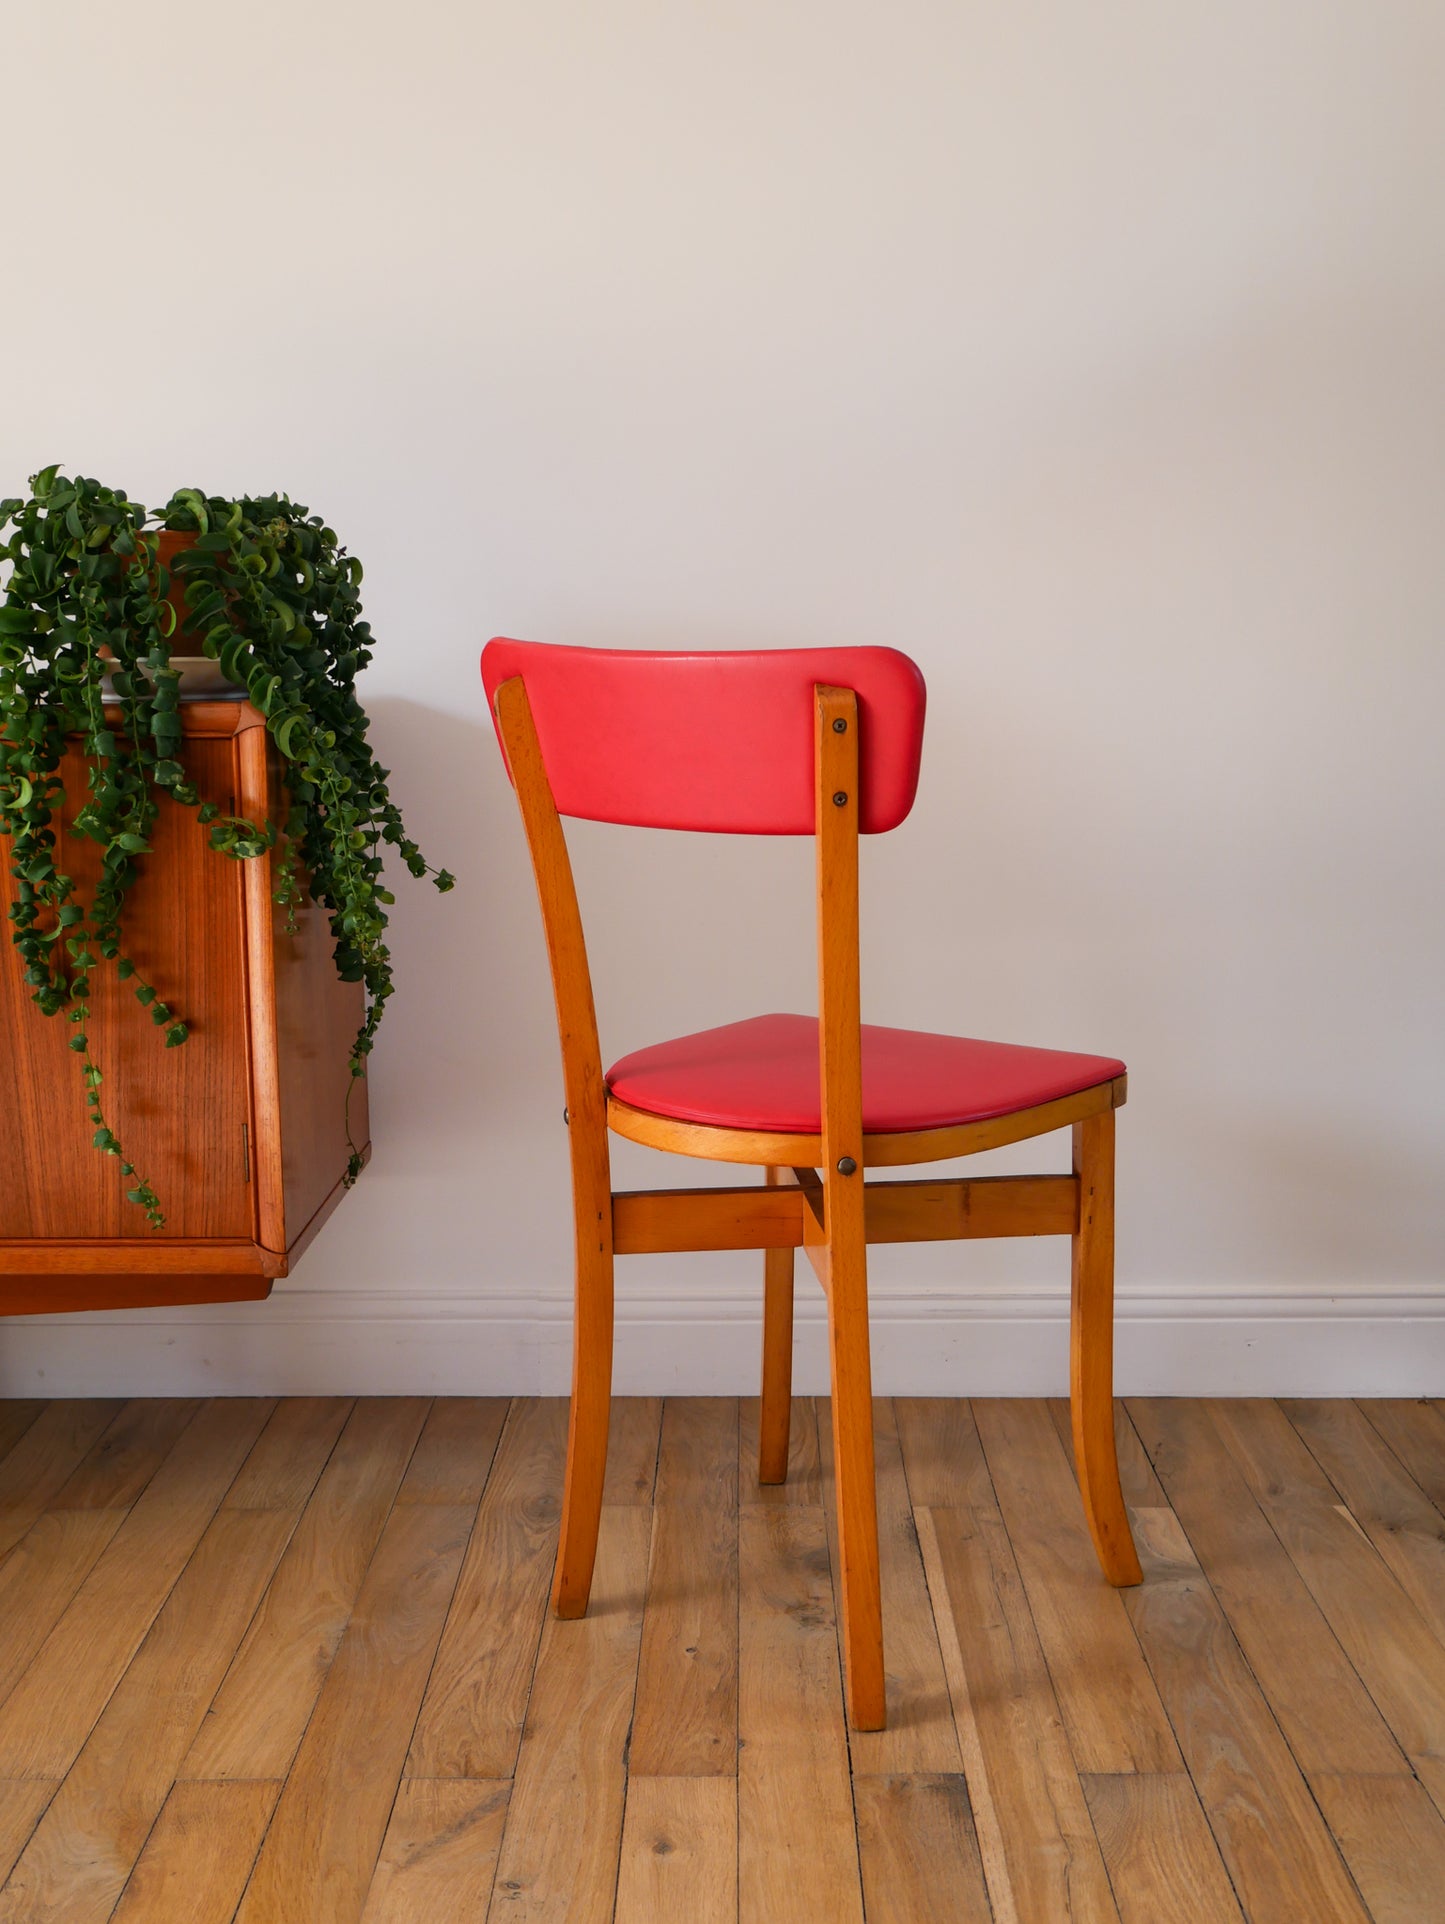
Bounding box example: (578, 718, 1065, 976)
(482, 637, 1142, 1731)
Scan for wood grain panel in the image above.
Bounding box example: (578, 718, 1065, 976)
(247, 729, 369, 1254)
(0, 729, 253, 1241)
(616, 1777, 737, 1924)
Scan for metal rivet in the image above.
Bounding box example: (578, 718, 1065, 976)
(836, 1156, 857, 1176)
(832, 790, 848, 807)
(832, 717, 847, 733)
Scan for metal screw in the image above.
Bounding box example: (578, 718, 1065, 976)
(836, 1156, 857, 1176)
(832, 791, 848, 807)
(832, 717, 847, 733)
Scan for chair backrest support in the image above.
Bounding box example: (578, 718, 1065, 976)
(486, 641, 927, 1221)
(481, 638, 926, 834)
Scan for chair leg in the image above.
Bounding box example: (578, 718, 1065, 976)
(825, 1221, 886, 1730)
(1071, 1109, 1143, 1587)
(759, 1167, 795, 1484)
(551, 1234, 614, 1618)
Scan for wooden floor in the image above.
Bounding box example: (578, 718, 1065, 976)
(0, 1396, 1441, 1921)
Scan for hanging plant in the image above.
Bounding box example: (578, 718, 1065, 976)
(0, 466, 453, 1225)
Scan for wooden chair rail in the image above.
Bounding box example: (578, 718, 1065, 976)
(610, 1172, 1079, 1255)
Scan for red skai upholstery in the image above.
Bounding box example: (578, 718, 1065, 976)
(481, 638, 926, 834)
(606, 1014, 1125, 1135)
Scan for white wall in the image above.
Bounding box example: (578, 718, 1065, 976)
(2, 2, 1442, 1395)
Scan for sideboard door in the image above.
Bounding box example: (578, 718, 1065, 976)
(0, 731, 255, 1240)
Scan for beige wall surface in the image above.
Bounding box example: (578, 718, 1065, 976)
(1, 2, 1441, 1393)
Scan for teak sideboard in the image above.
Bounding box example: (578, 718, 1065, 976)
(0, 699, 366, 1316)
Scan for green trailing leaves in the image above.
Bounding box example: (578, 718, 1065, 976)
(0, 467, 450, 1225)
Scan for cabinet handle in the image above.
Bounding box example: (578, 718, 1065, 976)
(241, 1122, 251, 1183)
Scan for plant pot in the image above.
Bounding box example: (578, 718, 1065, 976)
(102, 528, 246, 700)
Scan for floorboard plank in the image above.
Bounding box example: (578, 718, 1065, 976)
(973, 1398, 1179, 1775)
(109, 1780, 279, 1924)
(0, 1401, 207, 1713)
(0, 1399, 274, 1783)
(615, 1776, 736, 1924)
(0, 1398, 346, 1924)
(629, 1399, 738, 1778)
(181, 1397, 431, 1782)
(0, 1409, 44, 1474)
(1129, 1397, 1408, 1778)
(486, 1506, 650, 1923)
(1081, 1773, 1244, 1923)
(407, 1397, 567, 1780)
(0, 1403, 123, 1562)
(603, 1397, 663, 1505)
(43, 1399, 201, 1514)
(1049, 1397, 1167, 1507)
(359, 1780, 509, 1922)
(1120, 1499, 1371, 1923)
(921, 1500, 1121, 1923)
(0, 1787, 52, 1891)
(1311, 1772, 1445, 1924)
(1357, 1399, 1445, 1515)
(737, 1503, 863, 1924)
(817, 1398, 961, 1775)
(738, 1396, 822, 1505)
(1211, 1397, 1445, 1816)
(853, 1774, 992, 1924)
(235, 1436, 476, 1924)
(1284, 1396, 1445, 1651)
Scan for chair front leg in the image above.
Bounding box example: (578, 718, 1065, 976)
(551, 1223, 614, 1618)
(1070, 1108, 1143, 1587)
(825, 1223, 885, 1730)
(758, 1166, 795, 1484)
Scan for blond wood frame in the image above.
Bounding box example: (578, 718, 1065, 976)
(493, 673, 1141, 1732)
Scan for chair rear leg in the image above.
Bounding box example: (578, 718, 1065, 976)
(551, 1236, 614, 1617)
(825, 1222, 885, 1730)
(759, 1167, 795, 1484)
(1071, 1109, 1143, 1587)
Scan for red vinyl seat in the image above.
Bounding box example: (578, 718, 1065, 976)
(607, 1013, 1124, 1135)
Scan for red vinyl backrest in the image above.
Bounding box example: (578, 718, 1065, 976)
(481, 639, 926, 834)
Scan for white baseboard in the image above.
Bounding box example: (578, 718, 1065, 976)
(0, 1280, 1440, 1399)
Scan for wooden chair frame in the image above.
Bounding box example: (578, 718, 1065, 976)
(494, 672, 1142, 1732)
